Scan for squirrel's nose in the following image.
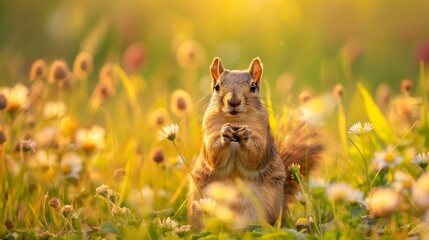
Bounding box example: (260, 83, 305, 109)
(227, 98, 241, 108)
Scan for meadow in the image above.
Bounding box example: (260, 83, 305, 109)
(1, 0, 429, 239)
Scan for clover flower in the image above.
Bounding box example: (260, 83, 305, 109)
(159, 124, 179, 141)
(348, 122, 374, 134)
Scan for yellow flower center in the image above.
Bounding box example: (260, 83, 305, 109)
(384, 153, 396, 163)
(62, 164, 72, 174)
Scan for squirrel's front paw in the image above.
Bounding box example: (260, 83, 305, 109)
(221, 123, 235, 144)
(236, 125, 251, 144)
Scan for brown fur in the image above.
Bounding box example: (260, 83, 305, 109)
(188, 57, 322, 228)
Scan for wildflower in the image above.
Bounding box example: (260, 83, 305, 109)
(148, 108, 170, 128)
(401, 79, 413, 96)
(172, 224, 192, 235)
(176, 40, 206, 70)
(96, 184, 110, 198)
(29, 59, 47, 81)
(154, 217, 179, 230)
(295, 217, 309, 232)
(373, 148, 402, 170)
(107, 189, 120, 204)
(388, 96, 421, 135)
(392, 170, 414, 193)
(73, 52, 93, 79)
(113, 168, 126, 183)
(159, 124, 179, 141)
(43, 101, 66, 119)
(75, 125, 105, 152)
(48, 60, 71, 84)
(29, 150, 57, 170)
(60, 152, 83, 179)
(348, 122, 374, 134)
(61, 204, 74, 218)
(0, 94, 7, 110)
(171, 89, 193, 118)
(0, 83, 29, 112)
(122, 42, 147, 72)
(288, 163, 301, 177)
(332, 83, 344, 99)
(206, 182, 238, 203)
(194, 198, 217, 214)
(99, 63, 117, 83)
(298, 90, 312, 104)
(375, 83, 391, 110)
(215, 205, 236, 224)
(34, 127, 59, 148)
(4, 219, 15, 230)
(412, 173, 429, 209)
(49, 197, 60, 209)
(19, 139, 37, 152)
(326, 182, 363, 204)
(0, 130, 6, 144)
(366, 187, 400, 217)
(412, 152, 429, 170)
(59, 116, 78, 137)
(150, 147, 165, 164)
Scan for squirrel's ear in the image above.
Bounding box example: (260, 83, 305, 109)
(210, 57, 224, 83)
(249, 57, 263, 86)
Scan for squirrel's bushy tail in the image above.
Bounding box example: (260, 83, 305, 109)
(276, 113, 323, 201)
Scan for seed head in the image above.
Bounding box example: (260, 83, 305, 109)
(0, 94, 7, 110)
(171, 89, 193, 118)
(19, 139, 37, 152)
(73, 52, 93, 79)
(113, 168, 126, 183)
(401, 79, 413, 96)
(176, 40, 205, 70)
(123, 42, 147, 72)
(0, 130, 6, 144)
(4, 219, 15, 230)
(148, 108, 170, 128)
(150, 147, 165, 164)
(49, 197, 60, 209)
(333, 83, 344, 99)
(48, 60, 71, 84)
(29, 59, 47, 82)
(298, 90, 312, 104)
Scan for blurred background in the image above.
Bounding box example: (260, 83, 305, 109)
(1, 0, 429, 96)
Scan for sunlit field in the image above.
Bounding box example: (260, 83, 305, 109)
(2, 0, 429, 239)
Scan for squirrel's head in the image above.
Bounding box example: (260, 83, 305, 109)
(209, 57, 263, 116)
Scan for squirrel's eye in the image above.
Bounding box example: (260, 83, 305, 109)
(250, 82, 257, 93)
(214, 83, 220, 92)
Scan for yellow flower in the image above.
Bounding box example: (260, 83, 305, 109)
(0, 83, 29, 112)
(43, 101, 66, 119)
(366, 187, 400, 217)
(170, 89, 193, 118)
(75, 125, 105, 152)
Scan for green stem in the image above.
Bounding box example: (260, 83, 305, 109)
(294, 171, 323, 237)
(349, 137, 370, 194)
(172, 141, 203, 198)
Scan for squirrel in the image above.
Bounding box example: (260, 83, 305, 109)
(188, 57, 323, 227)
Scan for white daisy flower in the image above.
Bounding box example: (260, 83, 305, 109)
(194, 197, 217, 214)
(326, 182, 363, 204)
(154, 217, 179, 230)
(60, 152, 83, 179)
(348, 122, 374, 134)
(412, 152, 429, 170)
(159, 124, 179, 141)
(366, 187, 400, 217)
(373, 147, 402, 170)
